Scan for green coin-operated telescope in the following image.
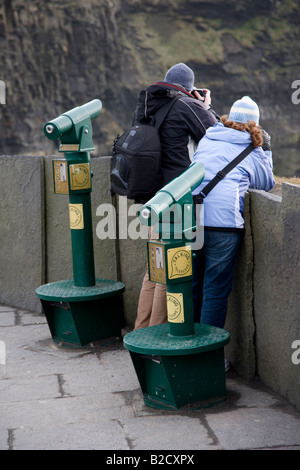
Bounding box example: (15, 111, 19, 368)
(139, 161, 203, 240)
(44, 99, 101, 152)
(124, 163, 230, 410)
(139, 162, 206, 337)
(36, 100, 125, 348)
(139, 161, 204, 224)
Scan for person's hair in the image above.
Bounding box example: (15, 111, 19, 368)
(221, 116, 263, 148)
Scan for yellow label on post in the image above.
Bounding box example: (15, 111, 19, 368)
(60, 144, 79, 152)
(167, 246, 192, 280)
(69, 163, 91, 190)
(69, 204, 84, 229)
(53, 160, 69, 194)
(167, 292, 184, 323)
(148, 242, 167, 284)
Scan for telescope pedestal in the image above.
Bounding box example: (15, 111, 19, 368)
(36, 279, 125, 348)
(38, 101, 126, 348)
(125, 162, 231, 410)
(124, 323, 230, 410)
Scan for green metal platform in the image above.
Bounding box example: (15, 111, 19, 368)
(36, 279, 125, 302)
(124, 324, 230, 410)
(36, 279, 125, 347)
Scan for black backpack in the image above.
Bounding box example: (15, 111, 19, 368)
(110, 97, 178, 203)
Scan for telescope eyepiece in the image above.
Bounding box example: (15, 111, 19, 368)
(45, 124, 55, 134)
(140, 208, 151, 220)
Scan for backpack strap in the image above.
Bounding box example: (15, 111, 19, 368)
(153, 96, 180, 130)
(195, 143, 255, 204)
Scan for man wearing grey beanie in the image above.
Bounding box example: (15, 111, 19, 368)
(164, 63, 195, 93)
(133, 62, 219, 330)
(133, 63, 218, 187)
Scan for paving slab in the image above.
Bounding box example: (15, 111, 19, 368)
(1, 306, 300, 452)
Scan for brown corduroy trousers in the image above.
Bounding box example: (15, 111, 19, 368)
(134, 227, 168, 329)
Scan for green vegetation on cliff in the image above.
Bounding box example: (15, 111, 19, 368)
(0, 0, 299, 177)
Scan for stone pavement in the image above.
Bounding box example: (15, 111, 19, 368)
(1, 305, 300, 452)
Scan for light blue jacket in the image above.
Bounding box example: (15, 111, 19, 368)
(192, 122, 275, 229)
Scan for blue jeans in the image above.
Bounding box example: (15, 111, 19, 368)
(192, 230, 242, 328)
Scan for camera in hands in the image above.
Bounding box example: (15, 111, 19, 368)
(192, 88, 206, 99)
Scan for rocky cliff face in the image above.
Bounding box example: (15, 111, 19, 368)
(0, 0, 299, 176)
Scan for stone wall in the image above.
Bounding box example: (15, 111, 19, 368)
(0, 154, 146, 318)
(250, 184, 300, 410)
(0, 154, 299, 410)
(225, 183, 300, 411)
(225, 193, 256, 381)
(0, 155, 45, 312)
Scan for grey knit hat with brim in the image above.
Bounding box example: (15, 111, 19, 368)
(164, 63, 195, 91)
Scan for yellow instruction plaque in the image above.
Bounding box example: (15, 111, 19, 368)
(69, 204, 84, 229)
(69, 163, 91, 190)
(53, 160, 69, 194)
(167, 292, 184, 323)
(148, 242, 167, 284)
(59, 144, 79, 152)
(167, 246, 192, 280)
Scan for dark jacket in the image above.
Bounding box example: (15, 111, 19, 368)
(133, 82, 219, 187)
